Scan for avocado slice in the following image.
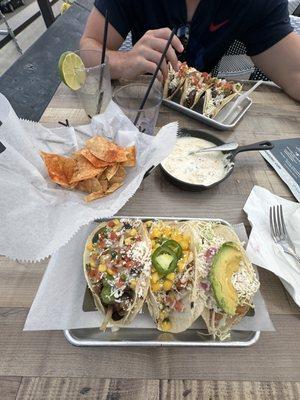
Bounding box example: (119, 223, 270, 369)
(210, 242, 242, 316)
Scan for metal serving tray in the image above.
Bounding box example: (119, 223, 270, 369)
(64, 216, 260, 347)
(163, 95, 252, 131)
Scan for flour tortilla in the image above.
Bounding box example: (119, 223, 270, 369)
(203, 83, 242, 118)
(146, 221, 205, 333)
(83, 220, 151, 329)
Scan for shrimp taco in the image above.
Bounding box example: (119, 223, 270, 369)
(145, 220, 204, 333)
(83, 219, 152, 330)
(203, 81, 242, 119)
(187, 221, 259, 340)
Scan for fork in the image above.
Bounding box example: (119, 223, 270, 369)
(269, 205, 300, 263)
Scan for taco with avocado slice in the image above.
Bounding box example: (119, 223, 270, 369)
(163, 61, 189, 99)
(187, 221, 259, 340)
(145, 220, 204, 333)
(203, 80, 242, 119)
(83, 218, 152, 330)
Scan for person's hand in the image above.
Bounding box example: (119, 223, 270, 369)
(121, 28, 184, 81)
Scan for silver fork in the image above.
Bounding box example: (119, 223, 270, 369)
(269, 205, 300, 263)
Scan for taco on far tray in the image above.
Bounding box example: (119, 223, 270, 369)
(145, 220, 204, 333)
(203, 80, 242, 119)
(163, 61, 190, 99)
(83, 219, 152, 330)
(187, 221, 260, 340)
(180, 72, 214, 109)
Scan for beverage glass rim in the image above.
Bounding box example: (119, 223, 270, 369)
(73, 49, 108, 71)
(113, 82, 163, 112)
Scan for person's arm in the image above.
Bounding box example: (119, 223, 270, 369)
(80, 7, 183, 81)
(251, 32, 300, 101)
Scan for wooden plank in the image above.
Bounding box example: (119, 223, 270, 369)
(12, 378, 300, 399)
(0, 377, 22, 400)
(16, 378, 159, 400)
(1, 308, 300, 380)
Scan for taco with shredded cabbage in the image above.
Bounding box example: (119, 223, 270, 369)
(145, 220, 204, 333)
(203, 81, 243, 119)
(83, 219, 152, 330)
(163, 61, 190, 99)
(187, 221, 259, 340)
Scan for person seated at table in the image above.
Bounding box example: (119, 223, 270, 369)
(80, 0, 300, 101)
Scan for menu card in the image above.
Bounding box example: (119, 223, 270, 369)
(261, 138, 300, 202)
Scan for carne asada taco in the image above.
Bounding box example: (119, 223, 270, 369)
(187, 221, 259, 340)
(180, 72, 214, 109)
(145, 220, 204, 333)
(163, 62, 189, 99)
(83, 219, 152, 330)
(203, 81, 242, 119)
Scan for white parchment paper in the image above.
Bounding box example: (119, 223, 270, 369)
(0, 93, 178, 262)
(24, 221, 274, 332)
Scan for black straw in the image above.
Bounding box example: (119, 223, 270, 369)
(134, 27, 176, 127)
(96, 9, 109, 114)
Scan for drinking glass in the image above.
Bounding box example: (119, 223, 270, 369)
(73, 49, 112, 117)
(112, 81, 163, 136)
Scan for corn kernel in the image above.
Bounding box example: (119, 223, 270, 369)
(125, 237, 132, 245)
(151, 272, 159, 283)
(130, 279, 137, 289)
(145, 220, 152, 227)
(151, 240, 156, 248)
(151, 228, 160, 238)
(159, 310, 167, 320)
(151, 282, 163, 292)
(161, 319, 172, 332)
(130, 228, 137, 236)
(178, 261, 185, 272)
(98, 264, 107, 272)
(107, 267, 115, 275)
(166, 272, 175, 281)
(181, 240, 189, 251)
(163, 280, 173, 291)
(87, 242, 94, 251)
(90, 260, 95, 268)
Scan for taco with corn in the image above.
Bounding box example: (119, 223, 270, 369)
(203, 80, 242, 119)
(187, 221, 259, 340)
(145, 220, 204, 333)
(83, 218, 152, 330)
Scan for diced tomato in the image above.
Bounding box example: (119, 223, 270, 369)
(116, 279, 125, 288)
(204, 247, 217, 260)
(125, 260, 134, 269)
(110, 232, 118, 241)
(98, 239, 106, 249)
(107, 221, 115, 228)
(88, 269, 96, 278)
(174, 300, 184, 312)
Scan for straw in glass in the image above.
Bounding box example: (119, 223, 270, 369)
(96, 9, 109, 114)
(133, 27, 176, 127)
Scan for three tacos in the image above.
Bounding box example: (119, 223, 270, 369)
(163, 61, 243, 119)
(83, 219, 259, 339)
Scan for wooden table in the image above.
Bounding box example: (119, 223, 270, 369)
(1, 82, 300, 399)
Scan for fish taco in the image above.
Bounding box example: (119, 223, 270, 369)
(83, 218, 152, 330)
(180, 72, 214, 109)
(187, 221, 259, 340)
(145, 220, 204, 333)
(163, 62, 189, 99)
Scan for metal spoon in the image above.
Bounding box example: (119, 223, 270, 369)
(188, 142, 238, 155)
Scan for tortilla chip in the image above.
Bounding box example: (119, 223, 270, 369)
(98, 178, 109, 192)
(106, 182, 123, 194)
(121, 146, 136, 167)
(105, 164, 119, 181)
(70, 154, 105, 184)
(86, 136, 127, 163)
(76, 178, 103, 193)
(80, 148, 113, 168)
(110, 166, 126, 183)
(41, 151, 76, 188)
(84, 191, 107, 202)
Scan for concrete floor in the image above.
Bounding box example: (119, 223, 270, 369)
(0, 0, 64, 75)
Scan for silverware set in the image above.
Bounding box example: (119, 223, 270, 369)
(269, 205, 300, 264)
